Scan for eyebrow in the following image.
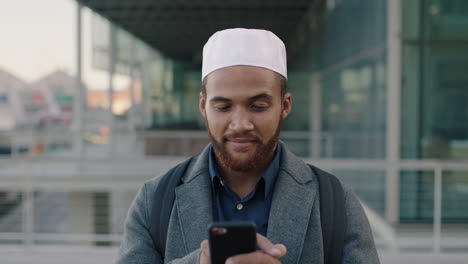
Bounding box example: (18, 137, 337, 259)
(209, 93, 273, 103)
(209, 96, 231, 103)
(248, 93, 273, 102)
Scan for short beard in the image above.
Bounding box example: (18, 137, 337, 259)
(206, 120, 282, 172)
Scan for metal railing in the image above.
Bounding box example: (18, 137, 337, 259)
(306, 159, 468, 253)
(0, 157, 467, 252)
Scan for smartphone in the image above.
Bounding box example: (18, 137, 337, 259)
(208, 221, 257, 264)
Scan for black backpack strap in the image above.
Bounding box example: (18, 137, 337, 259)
(150, 157, 193, 258)
(309, 164, 347, 264)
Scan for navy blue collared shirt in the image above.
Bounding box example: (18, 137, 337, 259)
(208, 144, 281, 236)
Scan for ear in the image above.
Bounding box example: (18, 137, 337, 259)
(281, 92, 292, 120)
(199, 92, 206, 118)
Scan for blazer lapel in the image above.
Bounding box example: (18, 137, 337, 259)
(174, 145, 213, 253)
(267, 145, 319, 264)
(175, 172, 212, 253)
(172, 143, 319, 262)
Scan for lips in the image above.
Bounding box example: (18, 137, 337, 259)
(225, 137, 257, 149)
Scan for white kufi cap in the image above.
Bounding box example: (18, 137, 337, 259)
(202, 28, 287, 80)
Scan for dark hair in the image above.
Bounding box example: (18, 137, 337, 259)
(201, 73, 288, 97)
(277, 74, 288, 97)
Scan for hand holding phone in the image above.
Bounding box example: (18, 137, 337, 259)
(203, 222, 287, 264)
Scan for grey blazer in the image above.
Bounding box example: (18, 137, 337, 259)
(116, 143, 380, 264)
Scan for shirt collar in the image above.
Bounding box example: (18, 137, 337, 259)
(208, 143, 281, 199)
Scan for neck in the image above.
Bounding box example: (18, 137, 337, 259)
(219, 167, 263, 199)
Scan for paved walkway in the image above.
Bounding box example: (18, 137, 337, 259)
(1, 245, 468, 264)
(1, 245, 118, 264)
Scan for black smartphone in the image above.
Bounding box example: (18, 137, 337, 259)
(208, 221, 257, 264)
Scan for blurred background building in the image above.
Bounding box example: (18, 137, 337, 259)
(0, 0, 467, 263)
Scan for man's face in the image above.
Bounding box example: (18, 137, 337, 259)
(199, 65, 291, 172)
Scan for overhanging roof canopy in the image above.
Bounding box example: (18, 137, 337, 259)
(77, 0, 318, 62)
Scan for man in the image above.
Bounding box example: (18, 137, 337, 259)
(117, 28, 379, 264)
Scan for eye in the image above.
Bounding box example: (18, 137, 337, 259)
(251, 104, 268, 112)
(215, 105, 231, 112)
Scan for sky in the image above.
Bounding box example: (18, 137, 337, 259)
(0, 0, 129, 90)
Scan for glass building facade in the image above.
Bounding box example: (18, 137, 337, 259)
(400, 0, 468, 222)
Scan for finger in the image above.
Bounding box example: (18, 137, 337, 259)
(226, 251, 281, 264)
(256, 233, 287, 258)
(200, 240, 210, 258)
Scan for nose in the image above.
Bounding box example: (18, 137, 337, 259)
(228, 108, 254, 133)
